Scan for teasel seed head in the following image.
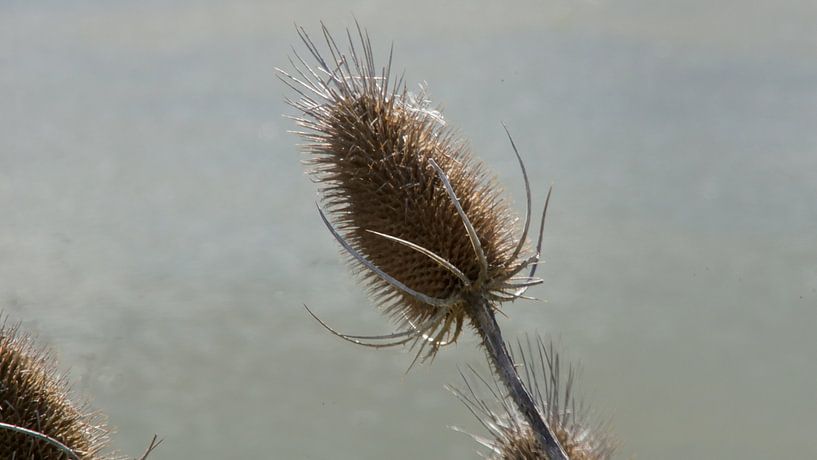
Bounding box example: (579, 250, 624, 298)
(450, 336, 616, 460)
(0, 319, 110, 459)
(279, 23, 550, 362)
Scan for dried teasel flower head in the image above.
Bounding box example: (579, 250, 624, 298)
(278, 23, 551, 363)
(0, 319, 110, 459)
(450, 336, 616, 460)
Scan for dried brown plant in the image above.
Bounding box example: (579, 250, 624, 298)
(279, 22, 572, 458)
(280, 24, 550, 361)
(0, 320, 109, 459)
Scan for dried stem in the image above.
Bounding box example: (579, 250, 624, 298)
(469, 297, 569, 460)
(136, 434, 163, 460)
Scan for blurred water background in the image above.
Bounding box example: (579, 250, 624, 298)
(1, 1, 815, 458)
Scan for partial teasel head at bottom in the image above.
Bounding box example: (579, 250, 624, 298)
(0, 320, 110, 459)
(450, 336, 616, 460)
(279, 24, 549, 361)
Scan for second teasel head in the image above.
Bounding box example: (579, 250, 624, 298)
(0, 320, 110, 459)
(450, 336, 616, 460)
(280, 24, 550, 361)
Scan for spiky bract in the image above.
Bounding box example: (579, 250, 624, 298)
(451, 336, 615, 460)
(280, 24, 538, 359)
(0, 321, 109, 459)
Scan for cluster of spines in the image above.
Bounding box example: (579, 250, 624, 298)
(0, 320, 109, 459)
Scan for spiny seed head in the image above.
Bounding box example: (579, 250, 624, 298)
(0, 320, 110, 459)
(280, 23, 545, 359)
(451, 337, 616, 460)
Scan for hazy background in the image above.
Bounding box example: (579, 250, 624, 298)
(1, 1, 815, 458)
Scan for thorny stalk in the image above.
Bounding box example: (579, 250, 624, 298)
(469, 298, 569, 460)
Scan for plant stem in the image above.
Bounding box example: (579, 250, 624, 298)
(470, 296, 569, 460)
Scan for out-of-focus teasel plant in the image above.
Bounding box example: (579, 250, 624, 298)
(0, 320, 109, 459)
(278, 22, 609, 459)
(0, 318, 162, 460)
(449, 335, 615, 459)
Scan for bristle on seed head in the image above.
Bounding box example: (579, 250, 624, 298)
(450, 336, 616, 459)
(279, 23, 549, 362)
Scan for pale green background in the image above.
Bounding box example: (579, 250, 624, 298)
(1, 1, 815, 458)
